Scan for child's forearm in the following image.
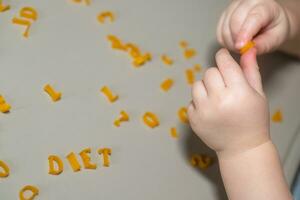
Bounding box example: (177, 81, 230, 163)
(281, 0, 300, 57)
(218, 141, 292, 200)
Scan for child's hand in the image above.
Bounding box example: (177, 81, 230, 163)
(217, 0, 293, 55)
(188, 49, 270, 157)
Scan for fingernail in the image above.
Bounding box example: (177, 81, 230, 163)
(236, 40, 245, 49)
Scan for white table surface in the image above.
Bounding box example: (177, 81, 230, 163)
(0, 0, 299, 199)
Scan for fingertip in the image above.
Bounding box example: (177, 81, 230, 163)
(240, 48, 258, 69)
(216, 48, 230, 61)
(235, 33, 248, 49)
(192, 80, 208, 100)
(241, 48, 257, 60)
(235, 40, 246, 50)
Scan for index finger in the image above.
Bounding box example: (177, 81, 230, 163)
(215, 49, 247, 87)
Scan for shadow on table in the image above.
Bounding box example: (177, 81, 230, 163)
(179, 125, 227, 200)
(179, 42, 299, 200)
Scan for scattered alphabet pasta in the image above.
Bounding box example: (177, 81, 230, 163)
(107, 35, 152, 67)
(80, 148, 98, 169)
(193, 64, 202, 72)
(44, 84, 62, 102)
(48, 155, 64, 175)
(19, 185, 39, 200)
(178, 107, 188, 124)
(161, 54, 173, 66)
(170, 127, 178, 139)
(101, 86, 119, 103)
(98, 11, 115, 24)
(272, 110, 283, 123)
(179, 40, 197, 59)
(0, 1, 288, 199)
(12, 7, 38, 38)
(0, 95, 11, 113)
(0, 0, 10, 12)
(0, 160, 10, 178)
(71, 0, 91, 6)
(190, 154, 214, 170)
(160, 78, 174, 92)
(143, 112, 160, 128)
(185, 69, 195, 85)
(98, 148, 112, 167)
(184, 48, 197, 59)
(114, 110, 130, 127)
(49, 147, 112, 175)
(179, 40, 188, 49)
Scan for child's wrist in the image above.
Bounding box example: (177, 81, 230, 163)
(217, 140, 275, 165)
(217, 140, 292, 199)
(216, 137, 272, 160)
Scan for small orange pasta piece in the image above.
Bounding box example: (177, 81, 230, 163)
(190, 154, 213, 170)
(240, 41, 255, 54)
(72, 0, 91, 5)
(101, 86, 119, 103)
(160, 78, 174, 92)
(184, 48, 196, 59)
(0, 103, 11, 113)
(170, 127, 178, 139)
(0, 1, 10, 12)
(0, 95, 5, 104)
(0, 160, 9, 178)
(114, 110, 129, 127)
(179, 40, 188, 49)
(107, 35, 151, 67)
(185, 69, 195, 85)
(44, 84, 62, 102)
(12, 7, 38, 38)
(0, 95, 11, 113)
(178, 107, 188, 124)
(98, 11, 115, 24)
(132, 53, 151, 67)
(19, 185, 39, 200)
(193, 64, 202, 72)
(48, 155, 64, 175)
(79, 148, 97, 170)
(98, 148, 112, 167)
(126, 43, 141, 58)
(143, 112, 160, 128)
(161, 54, 173, 66)
(12, 18, 31, 38)
(107, 35, 127, 51)
(272, 110, 283, 123)
(66, 152, 81, 172)
(20, 7, 38, 21)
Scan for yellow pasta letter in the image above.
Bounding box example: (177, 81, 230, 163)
(48, 155, 64, 175)
(98, 148, 112, 167)
(79, 148, 97, 170)
(66, 152, 81, 172)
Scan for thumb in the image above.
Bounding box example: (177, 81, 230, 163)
(240, 48, 264, 96)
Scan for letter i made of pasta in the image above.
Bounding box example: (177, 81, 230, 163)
(44, 84, 62, 102)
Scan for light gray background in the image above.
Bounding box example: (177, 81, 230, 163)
(0, 0, 299, 199)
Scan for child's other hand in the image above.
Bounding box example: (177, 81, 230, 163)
(217, 0, 292, 55)
(188, 49, 270, 157)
